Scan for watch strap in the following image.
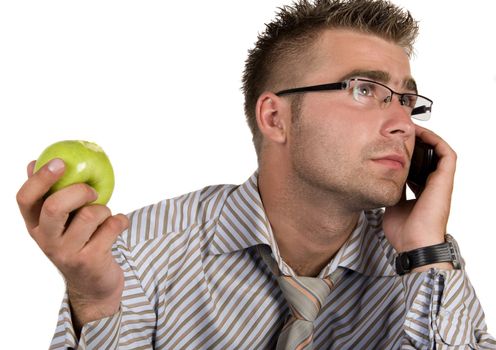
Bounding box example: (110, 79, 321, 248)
(395, 236, 461, 275)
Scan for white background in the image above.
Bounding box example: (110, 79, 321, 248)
(1, 0, 495, 348)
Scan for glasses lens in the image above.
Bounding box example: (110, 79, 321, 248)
(399, 94, 416, 108)
(350, 79, 432, 121)
(351, 80, 390, 105)
(411, 96, 432, 121)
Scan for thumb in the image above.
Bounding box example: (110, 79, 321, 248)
(27, 160, 36, 178)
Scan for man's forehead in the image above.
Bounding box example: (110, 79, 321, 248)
(304, 31, 417, 90)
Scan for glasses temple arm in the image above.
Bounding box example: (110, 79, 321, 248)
(275, 82, 346, 96)
(412, 105, 431, 116)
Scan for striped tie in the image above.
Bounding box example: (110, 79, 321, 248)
(275, 275, 333, 350)
(257, 246, 342, 350)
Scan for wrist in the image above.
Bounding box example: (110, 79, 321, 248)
(395, 235, 461, 275)
(67, 284, 123, 337)
(69, 296, 121, 338)
(398, 236, 446, 253)
(69, 297, 121, 324)
(410, 262, 454, 273)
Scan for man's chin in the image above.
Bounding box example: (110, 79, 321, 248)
(360, 182, 404, 209)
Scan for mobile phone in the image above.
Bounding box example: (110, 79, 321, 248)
(407, 137, 439, 191)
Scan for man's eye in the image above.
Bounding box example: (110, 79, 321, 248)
(400, 95, 417, 108)
(355, 83, 375, 97)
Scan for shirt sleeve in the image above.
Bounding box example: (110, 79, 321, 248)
(401, 245, 496, 349)
(48, 237, 157, 350)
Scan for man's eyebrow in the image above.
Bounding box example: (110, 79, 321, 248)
(338, 69, 418, 93)
(339, 69, 390, 83)
(404, 78, 418, 93)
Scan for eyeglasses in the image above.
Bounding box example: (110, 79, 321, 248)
(275, 78, 433, 121)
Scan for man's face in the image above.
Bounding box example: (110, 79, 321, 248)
(287, 29, 416, 210)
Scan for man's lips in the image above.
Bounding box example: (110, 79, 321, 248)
(371, 154, 407, 169)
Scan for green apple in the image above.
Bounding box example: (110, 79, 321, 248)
(34, 140, 115, 205)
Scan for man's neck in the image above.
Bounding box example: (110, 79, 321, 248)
(258, 168, 360, 277)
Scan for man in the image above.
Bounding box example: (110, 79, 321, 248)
(16, 0, 496, 349)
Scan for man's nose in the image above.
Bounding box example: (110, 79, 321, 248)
(380, 96, 416, 139)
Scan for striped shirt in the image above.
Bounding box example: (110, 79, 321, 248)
(50, 171, 496, 349)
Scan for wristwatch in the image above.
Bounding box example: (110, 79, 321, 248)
(395, 234, 461, 275)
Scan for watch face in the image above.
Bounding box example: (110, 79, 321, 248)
(395, 254, 411, 275)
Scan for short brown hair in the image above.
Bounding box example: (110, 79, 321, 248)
(241, 0, 419, 157)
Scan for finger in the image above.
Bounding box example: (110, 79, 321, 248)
(413, 126, 456, 204)
(62, 205, 112, 253)
(17, 158, 65, 230)
(414, 125, 441, 149)
(414, 125, 456, 174)
(27, 160, 36, 178)
(84, 214, 129, 255)
(415, 126, 454, 156)
(37, 183, 99, 240)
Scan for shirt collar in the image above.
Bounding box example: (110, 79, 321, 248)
(207, 170, 396, 277)
(207, 171, 273, 254)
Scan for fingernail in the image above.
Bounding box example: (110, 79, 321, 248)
(119, 215, 130, 230)
(48, 158, 64, 173)
(91, 187, 99, 200)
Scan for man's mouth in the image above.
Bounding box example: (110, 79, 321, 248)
(371, 154, 406, 169)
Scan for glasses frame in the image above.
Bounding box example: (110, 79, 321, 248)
(275, 78, 433, 120)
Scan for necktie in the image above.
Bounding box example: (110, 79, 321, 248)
(276, 275, 333, 350)
(258, 246, 343, 350)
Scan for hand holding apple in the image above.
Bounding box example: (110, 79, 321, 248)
(17, 141, 127, 335)
(34, 140, 115, 205)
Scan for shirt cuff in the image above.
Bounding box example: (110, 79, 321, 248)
(402, 268, 477, 348)
(78, 309, 123, 349)
(49, 293, 122, 350)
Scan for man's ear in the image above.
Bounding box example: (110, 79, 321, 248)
(255, 92, 289, 145)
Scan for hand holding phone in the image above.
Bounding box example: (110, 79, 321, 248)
(384, 129, 456, 255)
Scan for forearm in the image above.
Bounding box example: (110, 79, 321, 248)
(402, 267, 496, 349)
